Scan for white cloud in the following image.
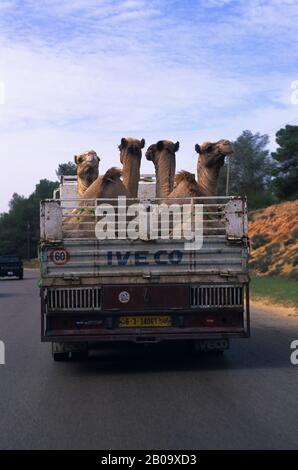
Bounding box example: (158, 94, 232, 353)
(0, 0, 297, 211)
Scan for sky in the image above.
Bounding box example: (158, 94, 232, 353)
(0, 0, 298, 212)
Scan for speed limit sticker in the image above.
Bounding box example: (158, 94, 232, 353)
(50, 248, 69, 265)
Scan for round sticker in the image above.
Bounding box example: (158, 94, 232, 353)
(118, 291, 130, 304)
(50, 248, 69, 265)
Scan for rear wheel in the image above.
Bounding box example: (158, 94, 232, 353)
(52, 342, 88, 361)
(53, 352, 70, 362)
(190, 339, 229, 354)
(71, 350, 89, 361)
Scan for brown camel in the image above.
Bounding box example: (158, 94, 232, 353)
(119, 137, 145, 198)
(165, 171, 201, 204)
(64, 168, 130, 238)
(146, 140, 179, 199)
(74, 150, 100, 197)
(80, 167, 130, 204)
(195, 139, 234, 197)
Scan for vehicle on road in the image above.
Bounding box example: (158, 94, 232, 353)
(0, 255, 24, 280)
(39, 175, 250, 361)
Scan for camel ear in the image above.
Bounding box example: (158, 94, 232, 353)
(120, 137, 128, 149)
(74, 155, 78, 164)
(175, 141, 180, 152)
(194, 144, 201, 154)
(97, 155, 100, 161)
(140, 138, 145, 149)
(157, 140, 164, 151)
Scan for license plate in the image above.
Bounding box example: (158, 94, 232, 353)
(119, 315, 172, 328)
(8, 272, 13, 276)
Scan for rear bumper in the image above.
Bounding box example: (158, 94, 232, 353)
(0, 269, 22, 277)
(41, 310, 249, 343)
(42, 331, 248, 344)
(41, 283, 250, 343)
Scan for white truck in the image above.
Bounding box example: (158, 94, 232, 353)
(39, 175, 250, 361)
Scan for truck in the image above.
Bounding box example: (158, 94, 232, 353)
(39, 175, 250, 361)
(0, 255, 23, 280)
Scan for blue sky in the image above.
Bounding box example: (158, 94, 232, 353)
(0, 0, 298, 211)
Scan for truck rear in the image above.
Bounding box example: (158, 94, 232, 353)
(39, 178, 250, 361)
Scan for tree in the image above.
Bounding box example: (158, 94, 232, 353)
(218, 130, 276, 208)
(0, 179, 58, 258)
(271, 125, 298, 200)
(0, 163, 74, 258)
(56, 161, 77, 178)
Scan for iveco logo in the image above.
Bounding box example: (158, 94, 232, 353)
(119, 291, 130, 304)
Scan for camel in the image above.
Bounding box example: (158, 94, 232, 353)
(64, 167, 130, 238)
(166, 171, 201, 204)
(119, 137, 145, 198)
(195, 139, 234, 197)
(82, 167, 130, 203)
(74, 150, 100, 197)
(146, 140, 179, 199)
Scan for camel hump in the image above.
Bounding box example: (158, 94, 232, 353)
(102, 167, 122, 183)
(175, 170, 196, 185)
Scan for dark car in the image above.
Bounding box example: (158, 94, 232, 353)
(0, 256, 24, 280)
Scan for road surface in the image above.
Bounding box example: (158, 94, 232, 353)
(0, 272, 297, 450)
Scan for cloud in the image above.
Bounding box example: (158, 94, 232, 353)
(0, 0, 297, 211)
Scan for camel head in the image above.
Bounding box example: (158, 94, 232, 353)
(74, 150, 100, 196)
(195, 139, 234, 197)
(146, 140, 180, 198)
(145, 140, 179, 164)
(118, 137, 145, 198)
(194, 139, 234, 169)
(118, 137, 145, 164)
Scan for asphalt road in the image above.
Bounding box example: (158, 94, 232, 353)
(0, 271, 297, 450)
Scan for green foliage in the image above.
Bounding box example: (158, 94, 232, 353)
(218, 130, 276, 209)
(250, 275, 298, 308)
(0, 179, 58, 259)
(56, 161, 77, 178)
(271, 125, 298, 200)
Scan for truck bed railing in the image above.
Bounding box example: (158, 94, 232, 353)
(40, 196, 248, 242)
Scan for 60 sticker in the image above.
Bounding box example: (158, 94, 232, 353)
(50, 248, 69, 265)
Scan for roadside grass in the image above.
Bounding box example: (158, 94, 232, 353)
(250, 275, 298, 308)
(23, 258, 39, 269)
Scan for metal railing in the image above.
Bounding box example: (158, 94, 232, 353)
(54, 195, 240, 240)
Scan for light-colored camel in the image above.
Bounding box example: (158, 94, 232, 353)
(74, 150, 100, 197)
(195, 139, 234, 197)
(64, 167, 130, 238)
(119, 137, 145, 198)
(146, 140, 179, 199)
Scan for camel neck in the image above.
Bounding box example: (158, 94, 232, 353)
(77, 173, 98, 197)
(155, 152, 176, 198)
(122, 154, 141, 198)
(197, 160, 220, 197)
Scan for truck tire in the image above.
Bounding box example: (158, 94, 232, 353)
(52, 352, 70, 361)
(190, 339, 229, 355)
(71, 350, 89, 361)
